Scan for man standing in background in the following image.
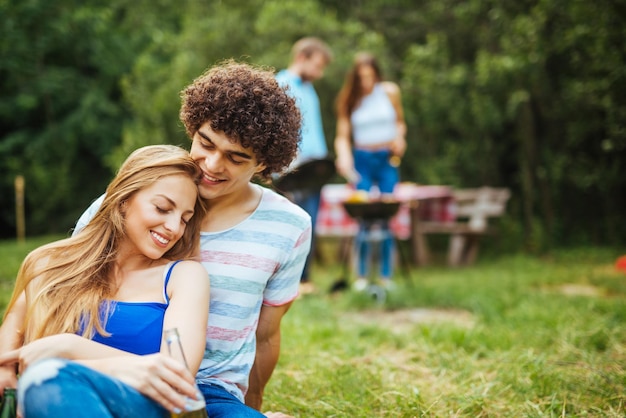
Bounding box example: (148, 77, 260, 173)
(276, 37, 333, 295)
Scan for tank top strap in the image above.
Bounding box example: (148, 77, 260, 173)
(163, 260, 183, 304)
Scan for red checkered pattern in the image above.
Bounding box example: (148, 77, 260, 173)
(316, 183, 456, 240)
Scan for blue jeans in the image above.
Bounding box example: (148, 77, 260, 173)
(353, 149, 398, 279)
(200, 383, 265, 417)
(18, 358, 169, 418)
(292, 190, 321, 282)
(353, 148, 398, 194)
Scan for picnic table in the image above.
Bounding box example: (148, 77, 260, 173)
(315, 182, 456, 265)
(414, 187, 511, 266)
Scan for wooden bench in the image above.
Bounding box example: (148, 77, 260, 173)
(411, 187, 511, 266)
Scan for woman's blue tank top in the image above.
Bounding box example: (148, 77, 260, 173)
(87, 260, 181, 355)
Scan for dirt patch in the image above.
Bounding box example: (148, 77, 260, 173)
(556, 283, 604, 297)
(343, 307, 475, 333)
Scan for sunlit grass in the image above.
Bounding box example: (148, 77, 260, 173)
(1, 236, 624, 416)
(265, 241, 625, 417)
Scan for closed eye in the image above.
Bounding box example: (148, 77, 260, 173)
(228, 154, 245, 165)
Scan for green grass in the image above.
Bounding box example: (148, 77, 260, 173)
(1, 237, 624, 416)
(263, 243, 625, 417)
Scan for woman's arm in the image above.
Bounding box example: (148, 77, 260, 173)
(334, 113, 359, 183)
(0, 291, 26, 388)
(160, 260, 210, 374)
(383, 81, 407, 157)
(0, 260, 210, 413)
(101, 259, 210, 410)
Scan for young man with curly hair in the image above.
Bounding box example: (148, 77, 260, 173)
(74, 60, 311, 418)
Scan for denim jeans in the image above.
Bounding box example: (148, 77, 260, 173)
(353, 148, 398, 280)
(200, 383, 265, 417)
(292, 190, 321, 282)
(353, 148, 398, 194)
(18, 358, 169, 418)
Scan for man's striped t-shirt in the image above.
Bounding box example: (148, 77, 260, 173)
(195, 185, 311, 401)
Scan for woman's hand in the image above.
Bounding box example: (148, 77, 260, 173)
(0, 365, 17, 390)
(103, 353, 200, 413)
(389, 136, 406, 158)
(0, 337, 200, 414)
(0, 333, 79, 373)
(335, 154, 359, 184)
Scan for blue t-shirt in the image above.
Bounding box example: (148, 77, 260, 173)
(276, 69, 328, 167)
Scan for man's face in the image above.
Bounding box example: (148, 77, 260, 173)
(299, 51, 328, 82)
(189, 122, 266, 201)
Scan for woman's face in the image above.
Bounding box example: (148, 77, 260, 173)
(357, 64, 377, 93)
(122, 174, 198, 260)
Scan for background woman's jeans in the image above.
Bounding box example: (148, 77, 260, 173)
(353, 148, 398, 280)
(292, 190, 321, 282)
(353, 148, 398, 194)
(18, 358, 168, 418)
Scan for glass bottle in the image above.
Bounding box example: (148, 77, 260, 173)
(164, 328, 208, 418)
(0, 388, 17, 418)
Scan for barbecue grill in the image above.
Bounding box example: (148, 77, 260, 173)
(342, 200, 401, 221)
(328, 198, 412, 299)
(273, 158, 336, 195)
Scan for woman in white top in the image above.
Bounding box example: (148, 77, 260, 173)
(334, 52, 407, 289)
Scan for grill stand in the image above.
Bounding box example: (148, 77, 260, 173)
(329, 201, 413, 300)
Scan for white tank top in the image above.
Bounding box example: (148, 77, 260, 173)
(350, 83, 397, 147)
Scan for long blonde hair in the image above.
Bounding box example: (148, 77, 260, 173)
(5, 145, 207, 344)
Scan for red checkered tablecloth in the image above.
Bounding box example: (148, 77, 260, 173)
(316, 183, 456, 240)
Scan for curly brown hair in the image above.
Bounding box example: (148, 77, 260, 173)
(180, 60, 302, 180)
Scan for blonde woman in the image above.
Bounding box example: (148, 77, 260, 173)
(0, 145, 210, 417)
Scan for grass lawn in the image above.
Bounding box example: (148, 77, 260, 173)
(1, 236, 624, 417)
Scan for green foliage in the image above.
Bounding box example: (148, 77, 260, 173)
(1, 0, 624, 248)
(0, 0, 150, 235)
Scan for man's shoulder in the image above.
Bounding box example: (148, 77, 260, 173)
(259, 187, 311, 224)
(275, 69, 302, 91)
(275, 69, 292, 82)
(72, 193, 106, 236)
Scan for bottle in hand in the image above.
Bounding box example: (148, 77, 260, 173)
(165, 328, 208, 418)
(0, 388, 17, 418)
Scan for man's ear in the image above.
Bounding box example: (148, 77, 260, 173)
(255, 163, 267, 174)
